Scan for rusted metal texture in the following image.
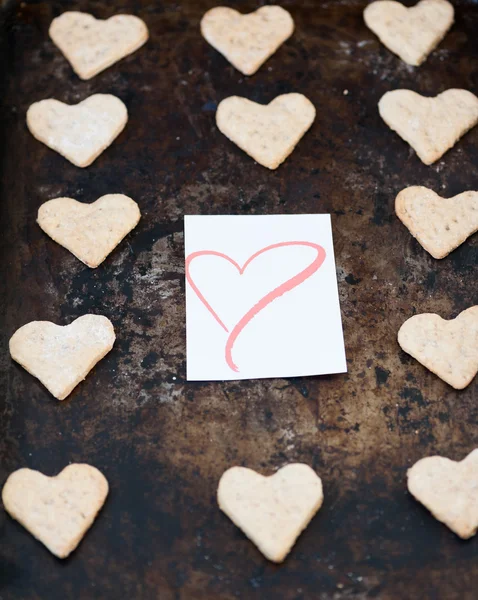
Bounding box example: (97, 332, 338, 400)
(0, 0, 477, 598)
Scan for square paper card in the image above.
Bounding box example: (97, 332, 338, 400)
(185, 214, 346, 381)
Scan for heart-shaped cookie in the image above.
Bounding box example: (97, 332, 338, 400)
(364, 0, 454, 66)
(396, 186, 478, 259)
(26, 94, 128, 168)
(408, 449, 478, 539)
(49, 12, 149, 80)
(398, 306, 478, 389)
(200, 6, 294, 75)
(216, 94, 315, 169)
(217, 464, 323, 562)
(38, 194, 141, 268)
(2, 464, 108, 558)
(9, 314, 116, 400)
(379, 89, 478, 165)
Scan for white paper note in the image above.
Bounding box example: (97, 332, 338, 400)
(185, 214, 346, 381)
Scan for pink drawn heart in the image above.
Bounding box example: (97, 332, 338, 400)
(185, 241, 326, 372)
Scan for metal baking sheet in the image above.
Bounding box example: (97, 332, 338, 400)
(0, 0, 477, 598)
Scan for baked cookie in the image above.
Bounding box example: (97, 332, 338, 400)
(38, 194, 141, 268)
(364, 0, 454, 66)
(396, 186, 478, 258)
(408, 449, 478, 539)
(216, 93, 315, 169)
(27, 94, 128, 167)
(201, 6, 294, 75)
(398, 306, 478, 389)
(50, 12, 148, 80)
(9, 314, 116, 400)
(378, 89, 478, 164)
(218, 464, 323, 562)
(2, 464, 109, 558)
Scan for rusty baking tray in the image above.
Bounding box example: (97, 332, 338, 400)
(1, 0, 477, 598)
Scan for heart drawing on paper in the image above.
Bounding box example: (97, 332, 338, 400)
(185, 241, 326, 372)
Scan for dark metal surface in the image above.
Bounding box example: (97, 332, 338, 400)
(1, 0, 478, 598)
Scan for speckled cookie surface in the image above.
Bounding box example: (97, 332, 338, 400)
(217, 464, 323, 563)
(9, 315, 116, 400)
(2, 464, 109, 558)
(364, 0, 454, 66)
(26, 94, 128, 168)
(38, 194, 141, 268)
(396, 186, 478, 259)
(49, 12, 148, 80)
(398, 306, 478, 389)
(216, 93, 315, 169)
(378, 89, 478, 165)
(408, 449, 478, 539)
(201, 6, 294, 75)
